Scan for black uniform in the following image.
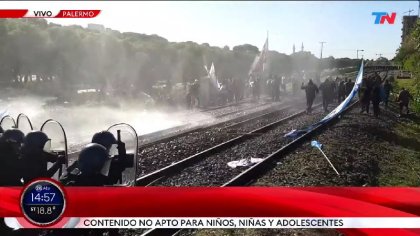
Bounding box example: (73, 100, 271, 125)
(57, 143, 117, 236)
(0, 140, 22, 235)
(0, 140, 22, 186)
(20, 150, 61, 183)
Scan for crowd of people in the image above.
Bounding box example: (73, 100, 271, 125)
(359, 72, 414, 117)
(299, 72, 415, 117)
(185, 75, 288, 109)
(300, 76, 355, 114)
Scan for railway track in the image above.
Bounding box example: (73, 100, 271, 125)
(136, 99, 278, 148)
(141, 101, 358, 236)
(148, 105, 325, 187)
(135, 101, 312, 178)
(136, 103, 323, 186)
(66, 99, 278, 165)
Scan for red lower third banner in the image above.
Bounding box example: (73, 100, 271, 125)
(1, 187, 420, 217)
(1, 187, 420, 235)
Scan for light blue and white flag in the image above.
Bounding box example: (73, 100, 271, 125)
(285, 60, 364, 139)
(311, 140, 323, 149)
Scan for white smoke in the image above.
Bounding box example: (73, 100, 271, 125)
(0, 93, 212, 148)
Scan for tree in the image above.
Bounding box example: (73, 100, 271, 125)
(0, 18, 370, 97)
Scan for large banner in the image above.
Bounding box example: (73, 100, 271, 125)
(285, 60, 364, 138)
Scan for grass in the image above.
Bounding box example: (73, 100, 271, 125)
(392, 78, 420, 113)
(395, 78, 417, 95)
(377, 146, 420, 186)
(376, 105, 420, 186)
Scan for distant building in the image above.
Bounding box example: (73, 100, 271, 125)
(292, 44, 296, 54)
(401, 15, 418, 43)
(87, 23, 105, 32)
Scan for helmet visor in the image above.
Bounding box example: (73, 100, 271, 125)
(108, 144, 118, 157)
(43, 139, 52, 153)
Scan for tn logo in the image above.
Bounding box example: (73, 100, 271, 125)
(372, 12, 396, 24)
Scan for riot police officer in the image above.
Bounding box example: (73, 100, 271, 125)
(57, 143, 115, 236)
(1, 128, 24, 146)
(61, 143, 111, 186)
(91, 131, 134, 185)
(0, 129, 25, 186)
(92, 130, 117, 151)
(20, 131, 64, 183)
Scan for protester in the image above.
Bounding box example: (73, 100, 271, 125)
(371, 77, 382, 117)
(397, 88, 414, 115)
(338, 78, 346, 102)
(301, 79, 319, 114)
(382, 79, 393, 108)
(319, 78, 333, 112)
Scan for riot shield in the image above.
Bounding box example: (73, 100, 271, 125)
(107, 123, 139, 186)
(40, 119, 68, 180)
(16, 113, 34, 135)
(0, 115, 16, 130)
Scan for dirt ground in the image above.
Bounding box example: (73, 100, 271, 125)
(254, 103, 420, 187)
(193, 102, 419, 236)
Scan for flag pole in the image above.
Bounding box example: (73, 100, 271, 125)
(266, 30, 269, 50)
(317, 147, 340, 176)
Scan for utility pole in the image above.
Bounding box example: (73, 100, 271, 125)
(357, 49, 364, 59)
(319, 42, 326, 59)
(404, 9, 414, 16)
(318, 42, 326, 83)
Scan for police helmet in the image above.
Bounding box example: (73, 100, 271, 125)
(22, 131, 50, 151)
(91, 131, 117, 150)
(78, 143, 109, 175)
(0, 129, 24, 144)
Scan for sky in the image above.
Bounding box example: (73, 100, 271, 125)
(1, 1, 419, 60)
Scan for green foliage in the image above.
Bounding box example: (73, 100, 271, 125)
(395, 20, 420, 113)
(0, 19, 362, 94)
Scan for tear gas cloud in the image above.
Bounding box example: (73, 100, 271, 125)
(0, 94, 212, 148)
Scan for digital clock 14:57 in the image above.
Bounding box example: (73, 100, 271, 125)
(21, 179, 66, 226)
(31, 192, 56, 203)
